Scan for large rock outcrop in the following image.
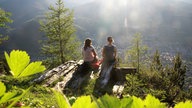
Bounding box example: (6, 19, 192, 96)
(32, 60, 137, 97)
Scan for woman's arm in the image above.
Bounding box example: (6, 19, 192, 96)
(102, 47, 105, 58)
(114, 47, 117, 59)
(82, 48, 84, 57)
(92, 48, 97, 58)
(91, 46, 97, 59)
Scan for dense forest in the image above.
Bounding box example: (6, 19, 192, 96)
(0, 0, 192, 107)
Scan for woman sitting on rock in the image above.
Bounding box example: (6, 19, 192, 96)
(80, 38, 98, 75)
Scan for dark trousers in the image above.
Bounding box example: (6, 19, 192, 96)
(99, 59, 116, 78)
(79, 61, 92, 77)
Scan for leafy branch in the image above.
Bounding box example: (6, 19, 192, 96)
(4, 50, 46, 78)
(0, 50, 46, 107)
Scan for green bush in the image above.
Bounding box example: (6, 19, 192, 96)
(1, 50, 192, 108)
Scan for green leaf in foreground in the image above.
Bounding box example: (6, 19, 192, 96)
(52, 89, 70, 108)
(97, 94, 121, 108)
(174, 101, 192, 108)
(19, 61, 46, 78)
(131, 96, 144, 108)
(0, 82, 6, 97)
(4, 50, 30, 77)
(0, 91, 17, 104)
(72, 95, 97, 108)
(144, 94, 166, 108)
(120, 97, 133, 108)
(4, 50, 46, 78)
(7, 87, 31, 108)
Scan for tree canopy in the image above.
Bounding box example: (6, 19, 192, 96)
(0, 8, 12, 44)
(40, 0, 80, 68)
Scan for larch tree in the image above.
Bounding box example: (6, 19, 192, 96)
(40, 0, 80, 68)
(125, 33, 148, 73)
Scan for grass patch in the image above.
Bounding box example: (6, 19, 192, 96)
(20, 85, 58, 108)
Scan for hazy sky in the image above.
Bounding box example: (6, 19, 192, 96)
(60, 0, 192, 10)
(177, 0, 192, 3)
(68, 0, 192, 4)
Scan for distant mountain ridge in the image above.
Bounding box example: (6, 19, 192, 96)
(0, 0, 50, 58)
(0, 0, 192, 60)
(74, 0, 192, 43)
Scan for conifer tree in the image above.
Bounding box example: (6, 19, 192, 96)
(151, 49, 162, 71)
(172, 53, 186, 88)
(40, 0, 80, 68)
(159, 53, 186, 103)
(125, 33, 148, 73)
(0, 8, 12, 44)
(0, 8, 12, 74)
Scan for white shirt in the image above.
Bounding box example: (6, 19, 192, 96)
(82, 46, 95, 62)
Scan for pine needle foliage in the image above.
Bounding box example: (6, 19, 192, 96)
(39, 0, 80, 68)
(125, 33, 148, 73)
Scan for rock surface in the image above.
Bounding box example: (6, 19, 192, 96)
(33, 60, 137, 97)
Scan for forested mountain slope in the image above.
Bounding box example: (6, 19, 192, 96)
(0, 0, 192, 61)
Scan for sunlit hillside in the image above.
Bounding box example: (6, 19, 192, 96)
(0, 1, 192, 107)
(0, 0, 191, 61)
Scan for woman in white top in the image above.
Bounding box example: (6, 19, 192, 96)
(81, 38, 97, 75)
(82, 38, 97, 62)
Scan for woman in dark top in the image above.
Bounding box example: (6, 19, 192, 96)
(100, 36, 117, 88)
(102, 36, 117, 65)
